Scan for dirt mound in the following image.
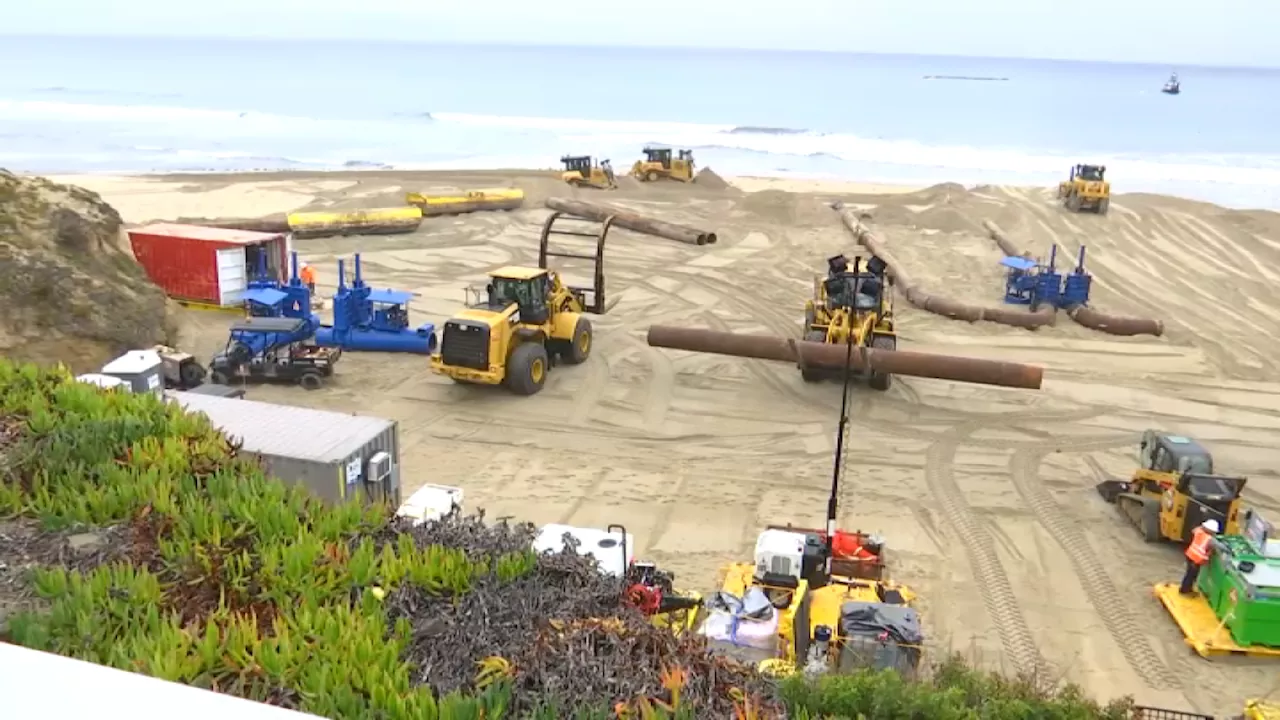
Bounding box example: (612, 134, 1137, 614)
(694, 167, 730, 190)
(739, 188, 796, 222)
(0, 170, 174, 371)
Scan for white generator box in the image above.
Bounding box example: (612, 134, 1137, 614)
(75, 373, 129, 391)
(395, 484, 463, 526)
(754, 528, 807, 580)
(533, 524, 634, 577)
(101, 349, 164, 397)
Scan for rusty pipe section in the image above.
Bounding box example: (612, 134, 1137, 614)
(982, 220, 1027, 257)
(175, 215, 291, 233)
(545, 197, 717, 245)
(1066, 305, 1164, 337)
(833, 204, 1055, 329)
(981, 221, 1164, 338)
(647, 326, 1044, 390)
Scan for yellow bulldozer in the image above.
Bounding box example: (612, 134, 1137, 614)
(428, 212, 612, 395)
(1057, 163, 1111, 214)
(1095, 430, 1248, 543)
(801, 254, 897, 390)
(560, 155, 616, 189)
(630, 146, 695, 183)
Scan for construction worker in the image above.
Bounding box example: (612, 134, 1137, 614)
(299, 262, 317, 295)
(1179, 519, 1220, 595)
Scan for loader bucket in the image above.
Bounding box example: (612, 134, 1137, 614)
(1095, 480, 1128, 503)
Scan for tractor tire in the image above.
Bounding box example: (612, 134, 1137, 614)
(1097, 198, 1110, 215)
(645, 170, 659, 182)
(1141, 497, 1163, 543)
(178, 359, 206, 389)
(227, 341, 254, 364)
(506, 342, 549, 396)
(800, 330, 827, 383)
(562, 317, 593, 365)
(1066, 194, 1081, 212)
(298, 371, 324, 390)
(868, 335, 895, 391)
(209, 370, 230, 385)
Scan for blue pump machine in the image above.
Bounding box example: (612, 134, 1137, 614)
(241, 251, 316, 321)
(1002, 245, 1062, 310)
(1060, 246, 1092, 307)
(315, 253, 438, 354)
(227, 251, 321, 356)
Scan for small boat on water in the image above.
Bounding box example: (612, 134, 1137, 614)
(1162, 73, 1181, 95)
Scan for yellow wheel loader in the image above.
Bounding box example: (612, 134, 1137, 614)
(560, 155, 616, 189)
(1057, 163, 1111, 214)
(630, 146, 695, 183)
(801, 253, 897, 390)
(1095, 430, 1247, 543)
(428, 212, 612, 395)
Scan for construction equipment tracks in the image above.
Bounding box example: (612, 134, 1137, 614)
(925, 421, 1054, 679)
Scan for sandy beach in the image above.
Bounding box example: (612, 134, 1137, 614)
(49, 167, 1280, 714)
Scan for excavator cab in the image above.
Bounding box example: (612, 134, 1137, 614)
(1076, 164, 1105, 182)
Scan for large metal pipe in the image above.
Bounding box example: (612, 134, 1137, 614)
(647, 326, 1044, 390)
(175, 215, 291, 233)
(833, 204, 1055, 329)
(545, 197, 717, 245)
(1066, 305, 1164, 337)
(981, 221, 1164, 338)
(982, 220, 1026, 258)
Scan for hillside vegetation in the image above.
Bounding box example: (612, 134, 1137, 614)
(0, 357, 1137, 718)
(0, 171, 175, 371)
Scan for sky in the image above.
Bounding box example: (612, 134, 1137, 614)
(7, 0, 1275, 68)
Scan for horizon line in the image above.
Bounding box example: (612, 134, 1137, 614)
(1, 32, 1271, 71)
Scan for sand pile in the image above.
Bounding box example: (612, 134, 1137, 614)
(0, 171, 174, 371)
(739, 188, 797, 223)
(694, 167, 730, 190)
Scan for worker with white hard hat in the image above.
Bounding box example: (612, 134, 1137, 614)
(299, 261, 317, 295)
(1179, 518, 1221, 595)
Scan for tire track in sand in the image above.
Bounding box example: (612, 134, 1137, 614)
(1009, 444, 1186, 694)
(925, 423, 1048, 677)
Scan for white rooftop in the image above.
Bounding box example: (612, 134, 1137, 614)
(102, 349, 162, 375)
(167, 391, 395, 464)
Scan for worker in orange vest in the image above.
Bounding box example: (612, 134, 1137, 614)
(1179, 518, 1220, 595)
(299, 262, 317, 295)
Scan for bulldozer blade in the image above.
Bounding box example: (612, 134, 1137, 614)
(1095, 480, 1128, 503)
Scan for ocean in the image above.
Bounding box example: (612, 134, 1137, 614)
(2, 34, 1279, 209)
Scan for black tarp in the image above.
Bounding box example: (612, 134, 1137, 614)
(836, 601, 924, 675)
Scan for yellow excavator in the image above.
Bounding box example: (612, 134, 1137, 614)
(709, 325, 922, 677)
(801, 254, 897, 390)
(1095, 430, 1248, 543)
(630, 146, 695, 183)
(1057, 163, 1110, 214)
(428, 213, 611, 395)
(560, 155, 616, 189)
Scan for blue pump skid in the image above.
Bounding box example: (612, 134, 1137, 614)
(315, 253, 438, 354)
(1001, 244, 1091, 310)
(241, 251, 320, 325)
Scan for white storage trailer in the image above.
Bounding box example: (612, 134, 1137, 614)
(167, 391, 400, 506)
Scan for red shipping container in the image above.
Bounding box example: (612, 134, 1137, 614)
(127, 224, 292, 307)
